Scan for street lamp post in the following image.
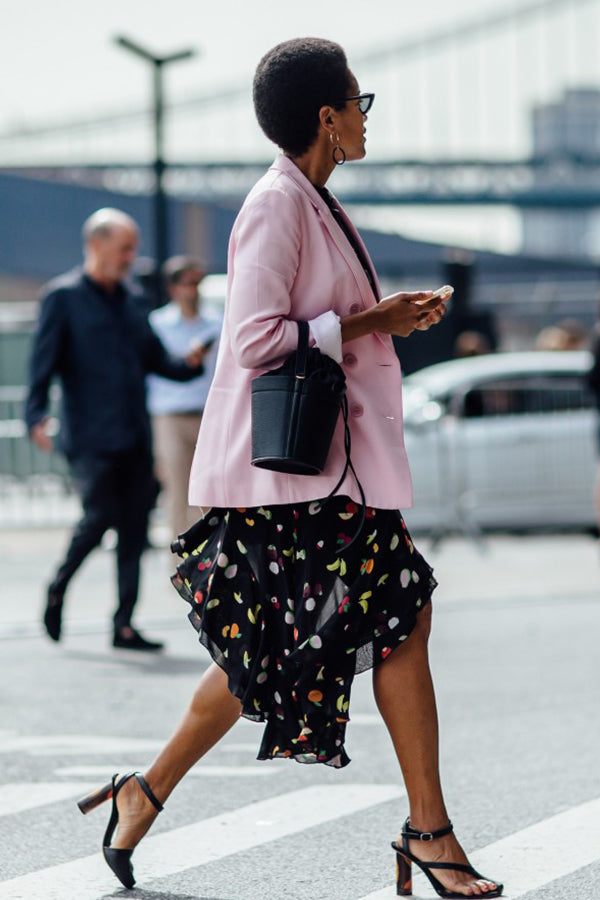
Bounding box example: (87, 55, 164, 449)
(114, 35, 195, 295)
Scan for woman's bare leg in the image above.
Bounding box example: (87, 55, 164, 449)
(112, 662, 241, 849)
(373, 604, 498, 897)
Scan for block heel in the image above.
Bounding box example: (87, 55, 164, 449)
(77, 781, 113, 815)
(395, 850, 412, 895)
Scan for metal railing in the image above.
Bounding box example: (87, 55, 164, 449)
(0, 386, 78, 528)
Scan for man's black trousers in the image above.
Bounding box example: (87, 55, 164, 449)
(49, 447, 155, 630)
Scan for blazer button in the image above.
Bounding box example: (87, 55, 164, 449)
(349, 303, 361, 314)
(343, 353, 357, 367)
(350, 402, 364, 417)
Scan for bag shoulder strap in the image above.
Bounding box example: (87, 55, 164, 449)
(295, 319, 366, 550)
(295, 321, 310, 378)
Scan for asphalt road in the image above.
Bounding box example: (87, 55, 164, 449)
(1, 528, 600, 899)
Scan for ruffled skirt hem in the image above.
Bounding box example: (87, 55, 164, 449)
(171, 498, 436, 768)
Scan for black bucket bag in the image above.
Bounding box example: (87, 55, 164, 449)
(251, 320, 366, 550)
(251, 321, 346, 475)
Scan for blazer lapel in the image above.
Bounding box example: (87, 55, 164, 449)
(271, 156, 380, 306)
(327, 191, 382, 301)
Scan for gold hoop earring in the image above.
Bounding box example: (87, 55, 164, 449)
(331, 133, 346, 166)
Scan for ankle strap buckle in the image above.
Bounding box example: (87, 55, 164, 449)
(402, 818, 454, 842)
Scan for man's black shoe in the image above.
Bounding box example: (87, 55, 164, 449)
(112, 627, 164, 652)
(43, 589, 64, 642)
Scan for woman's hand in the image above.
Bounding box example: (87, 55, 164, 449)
(376, 291, 448, 337)
(340, 291, 449, 344)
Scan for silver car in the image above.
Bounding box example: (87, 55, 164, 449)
(401, 351, 598, 533)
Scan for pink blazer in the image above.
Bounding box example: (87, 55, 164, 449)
(188, 154, 414, 510)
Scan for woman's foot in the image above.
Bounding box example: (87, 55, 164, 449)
(401, 822, 499, 897)
(110, 773, 162, 850)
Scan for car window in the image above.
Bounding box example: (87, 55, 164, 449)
(459, 374, 594, 418)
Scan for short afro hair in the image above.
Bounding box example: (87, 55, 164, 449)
(253, 38, 352, 157)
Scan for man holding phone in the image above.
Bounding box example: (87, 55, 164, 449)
(147, 256, 221, 539)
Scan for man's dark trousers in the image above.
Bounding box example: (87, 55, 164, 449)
(49, 445, 154, 630)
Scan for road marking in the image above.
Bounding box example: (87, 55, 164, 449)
(0, 731, 261, 757)
(0, 732, 276, 767)
(0, 726, 379, 757)
(219, 742, 260, 752)
(0, 783, 403, 900)
(0, 735, 165, 755)
(0, 783, 96, 818)
(348, 713, 381, 725)
(55, 764, 281, 778)
(357, 795, 600, 899)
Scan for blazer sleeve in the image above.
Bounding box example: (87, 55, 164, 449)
(227, 188, 303, 370)
(24, 287, 67, 431)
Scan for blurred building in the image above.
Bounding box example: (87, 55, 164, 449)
(522, 88, 600, 259)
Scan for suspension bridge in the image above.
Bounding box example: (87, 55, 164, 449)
(3, 155, 600, 207)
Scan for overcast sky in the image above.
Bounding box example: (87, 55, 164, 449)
(5, 0, 596, 134)
(3, 0, 598, 252)
(3, 0, 499, 123)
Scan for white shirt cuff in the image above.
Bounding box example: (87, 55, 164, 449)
(308, 311, 342, 363)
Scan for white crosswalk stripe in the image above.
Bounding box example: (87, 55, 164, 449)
(0, 734, 165, 756)
(55, 764, 281, 778)
(0, 783, 404, 900)
(358, 795, 600, 899)
(0, 721, 381, 757)
(0, 783, 97, 818)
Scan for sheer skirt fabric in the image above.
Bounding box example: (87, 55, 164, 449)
(171, 496, 436, 768)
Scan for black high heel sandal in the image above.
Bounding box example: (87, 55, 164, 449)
(391, 817, 503, 898)
(77, 771, 164, 889)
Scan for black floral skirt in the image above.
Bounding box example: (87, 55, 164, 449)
(171, 496, 436, 768)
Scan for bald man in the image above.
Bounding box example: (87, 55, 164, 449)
(25, 208, 207, 651)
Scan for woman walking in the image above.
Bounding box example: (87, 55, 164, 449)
(79, 37, 502, 898)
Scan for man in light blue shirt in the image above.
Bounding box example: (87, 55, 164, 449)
(147, 256, 221, 537)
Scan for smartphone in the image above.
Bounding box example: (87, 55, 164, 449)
(430, 284, 454, 301)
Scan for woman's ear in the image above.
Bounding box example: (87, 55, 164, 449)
(318, 105, 336, 134)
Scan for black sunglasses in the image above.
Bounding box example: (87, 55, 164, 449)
(340, 92, 375, 114)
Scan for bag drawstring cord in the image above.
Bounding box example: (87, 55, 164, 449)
(322, 395, 367, 555)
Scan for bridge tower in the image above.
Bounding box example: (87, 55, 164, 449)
(522, 88, 600, 258)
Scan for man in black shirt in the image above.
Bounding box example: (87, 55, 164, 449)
(25, 208, 207, 651)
